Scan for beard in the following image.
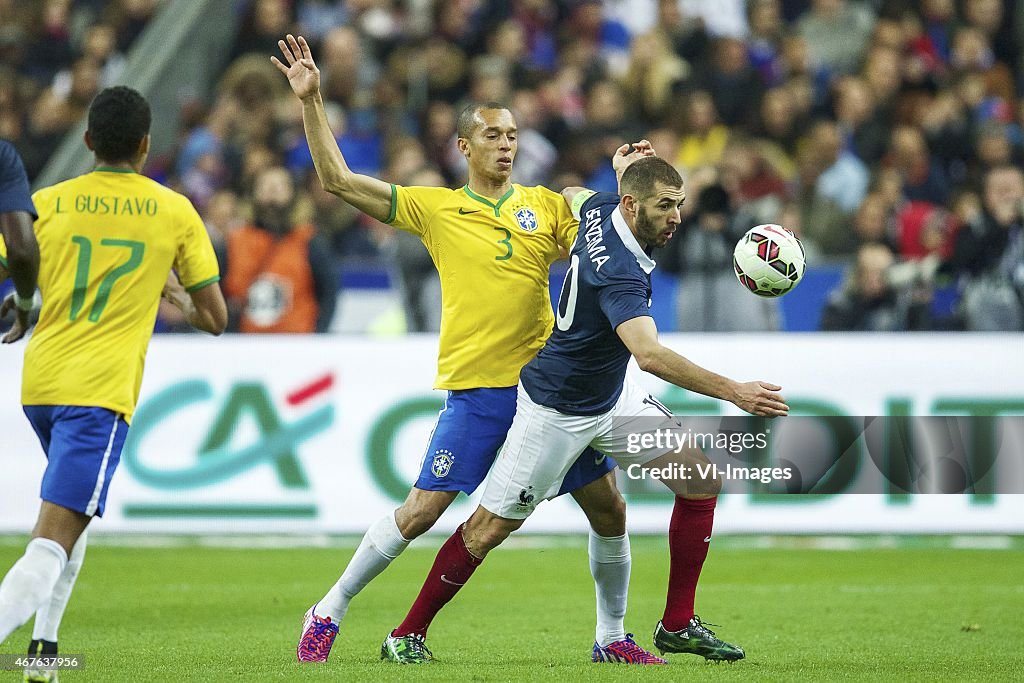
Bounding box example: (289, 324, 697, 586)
(634, 206, 663, 249)
(254, 203, 294, 235)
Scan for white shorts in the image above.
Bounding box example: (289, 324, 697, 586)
(480, 379, 680, 519)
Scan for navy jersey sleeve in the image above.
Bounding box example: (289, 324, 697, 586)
(0, 141, 36, 218)
(597, 273, 651, 329)
(580, 191, 620, 218)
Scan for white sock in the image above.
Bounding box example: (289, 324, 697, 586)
(316, 512, 410, 622)
(0, 538, 68, 644)
(33, 531, 87, 642)
(589, 530, 630, 647)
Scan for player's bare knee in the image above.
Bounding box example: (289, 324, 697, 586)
(395, 489, 455, 539)
(463, 507, 520, 557)
(572, 472, 626, 536)
(688, 448, 722, 497)
(682, 474, 722, 499)
(395, 504, 442, 539)
(586, 490, 626, 537)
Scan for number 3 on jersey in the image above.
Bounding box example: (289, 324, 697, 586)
(69, 236, 145, 322)
(493, 227, 513, 261)
(556, 254, 580, 331)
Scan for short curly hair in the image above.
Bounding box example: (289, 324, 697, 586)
(87, 86, 151, 163)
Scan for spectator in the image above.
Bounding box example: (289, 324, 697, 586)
(230, 0, 295, 61)
(853, 192, 898, 251)
(508, 88, 557, 186)
(318, 26, 380, 110)
(719, 136, 786, 224)
(962, 0, 1019, 78)
(104, 0, 160, 52)
(23, 0, 75, 86)
(862, 45, 902, 113)
(810, 118, 869, 215)
(674, 90, 730, 173)
(791, 141, 852, 257)
(746, 0, 785, 85)
(797, 0, 875, 76)
(661, 183, 780, 332)
(23, 58, 102, 177)
(950, 25, 1014, 107)
(621, 28, 689, 126)
(695, 37, 765, 127)
(885, 125, 950, 206)
(15, 0, 1024, 334)
(942, 165, 1024, 330)
(919, 0, 955, 65)
(657, 0, 709, 66)
(833, 76, 888, 165)
(820, 243, 932, 331)
(222, 166, 336, 333)
(896, 201, 956, 262)
(385, 166, 444, 333)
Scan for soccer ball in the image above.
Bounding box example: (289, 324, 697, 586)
(732, 224, 806, 297)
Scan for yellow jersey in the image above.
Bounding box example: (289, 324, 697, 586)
(1, 168, 220, 420)
(388, 183, 578, 389)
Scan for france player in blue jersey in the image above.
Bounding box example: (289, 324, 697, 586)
(0, 140, 40, 344)
(386, 156, 790, 664)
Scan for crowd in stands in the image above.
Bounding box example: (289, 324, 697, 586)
(0, 0, 161, 178)
(4, 0, 1024, 332)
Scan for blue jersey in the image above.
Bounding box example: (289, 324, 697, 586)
(520, 192, 654, 415)
(0, 140, 36, 219)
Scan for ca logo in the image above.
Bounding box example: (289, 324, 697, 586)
(122, 378, 334, 493)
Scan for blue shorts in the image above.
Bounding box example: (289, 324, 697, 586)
(24, 406, 129, 518)
(415, 386, 616, 495)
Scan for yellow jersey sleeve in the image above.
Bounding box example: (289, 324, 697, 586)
(538, 186, 579, 251)
(0, 232, 7, 267)
(171, 195, 220, 291)
(387, 185, 454, 237)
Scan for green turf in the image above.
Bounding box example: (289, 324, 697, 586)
(0, 536, 1021, 681)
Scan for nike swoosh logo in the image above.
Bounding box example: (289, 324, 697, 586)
(436, 577, 464, 589)
(438, 577, 466, 589)
(458, 208, 481, 215)
(703, 536, 711, 543)
(594, 454, 607, 466)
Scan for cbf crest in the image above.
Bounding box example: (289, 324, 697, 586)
(514, 206, 538, 232)
(431, 448, 454, 477)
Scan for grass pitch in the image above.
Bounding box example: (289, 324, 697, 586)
(0, 535, 1021, 681)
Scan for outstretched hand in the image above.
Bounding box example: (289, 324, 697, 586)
(733, 381, 789, 418)
(271, 34, 320, 101)
(613, 139, 657, 182)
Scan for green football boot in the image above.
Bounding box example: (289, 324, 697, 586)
(653, 615, 745, 662)
(380, 632, 433, 664)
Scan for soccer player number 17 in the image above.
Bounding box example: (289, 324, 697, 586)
(69, 235, 145, 322)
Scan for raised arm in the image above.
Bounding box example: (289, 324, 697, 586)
(615, 316, 789, 417)
(560, 139, 658, 215)
(613, 139, 655, 189)
(272, 34, 393, 223)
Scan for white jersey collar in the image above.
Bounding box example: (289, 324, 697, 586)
(611, 206, 656, 274)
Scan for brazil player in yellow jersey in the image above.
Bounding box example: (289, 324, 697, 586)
(275, 35, 664, 664)
(0, 87, 228, 659)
